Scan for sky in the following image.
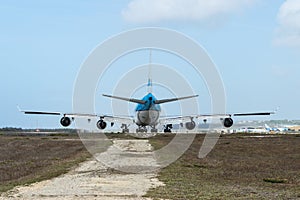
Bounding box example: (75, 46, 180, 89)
(0, 0, 299, 129)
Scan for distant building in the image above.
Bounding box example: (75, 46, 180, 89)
(288, 125, 300, 132)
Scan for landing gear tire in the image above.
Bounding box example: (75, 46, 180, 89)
(122, 129, 129, 133)
(164, 124, 172, 133)
(136, 128, 147, 133)
(151, 128, 158, 133)
(164, 128, 172, 133)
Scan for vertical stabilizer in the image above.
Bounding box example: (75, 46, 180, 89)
(264, 124, 272, 131)
(147, 49, 153, 93)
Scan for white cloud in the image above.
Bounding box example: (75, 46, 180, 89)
(122, 0, 256, 24)
(274, 0, 300, 47)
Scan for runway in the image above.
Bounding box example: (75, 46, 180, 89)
(0, 139, 164, 200)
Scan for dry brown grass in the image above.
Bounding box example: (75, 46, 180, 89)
(146, 134, 300, 199)
(0, 132, 299, 199)
(0, 134, 91, 192)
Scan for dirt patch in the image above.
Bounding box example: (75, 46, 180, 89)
(0, 139, 164, 200)
(2, 133, 299, 199)
(0, 135, 91, 193)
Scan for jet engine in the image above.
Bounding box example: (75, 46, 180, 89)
(60, 117, 71, 127)
(223, 118, 233, 128)
(97, 119, 107, 129)
(185, 120, 196, 130)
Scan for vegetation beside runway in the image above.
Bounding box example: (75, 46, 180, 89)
(0, 132, 299, 199)
(0, 133, 91, 193)
(146, 134, 300, 200)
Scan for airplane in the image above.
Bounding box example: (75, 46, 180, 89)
(20, 53, 275, 133)
(236, 127, 268, 133)
(264, 124, 289, 132)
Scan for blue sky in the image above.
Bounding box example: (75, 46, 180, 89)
(0, 0, 299, 128)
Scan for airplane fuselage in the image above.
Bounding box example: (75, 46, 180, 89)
(136, 110, 160, 126)
(135, 93, 161, 127)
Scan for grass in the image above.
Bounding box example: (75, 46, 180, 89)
(0, 134, 91, 193)
(0, 132, 299, 199)
(146, 133, 300, 200)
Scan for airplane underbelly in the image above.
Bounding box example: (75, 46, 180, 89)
(136, 110, 159, 126)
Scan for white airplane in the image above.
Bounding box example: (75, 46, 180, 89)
(264, 124, 289, 132)
(237, 127, 268, 133)
(20, 54, 275, 133)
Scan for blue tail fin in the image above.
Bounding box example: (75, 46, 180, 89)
(147, 49, 153, 93)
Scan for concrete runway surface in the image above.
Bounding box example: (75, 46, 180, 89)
(0, 139, 164, 200)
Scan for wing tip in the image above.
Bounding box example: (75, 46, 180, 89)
(17, 105, 22, 112)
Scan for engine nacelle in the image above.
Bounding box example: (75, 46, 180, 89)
(185, 120, 196, 130)
(60, 117, 71, 127)
(97, 120, 107, 129)
(223, 118, 233, 128)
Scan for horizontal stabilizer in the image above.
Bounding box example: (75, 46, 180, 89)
(102, 94, 146, 104)
(154, 95, 198, 104)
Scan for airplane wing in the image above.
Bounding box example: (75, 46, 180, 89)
(19, 109, 98, 118)
(21, 110, 62, 115)
(100, 115, 135, 124)
(19, 107, 134, 128)
(159, 116, 195, 124)
(232, 112, 274, 116)
(159, 114, 228, 125)
(159, 111, 275, 125)
(194, 111, 275, 118)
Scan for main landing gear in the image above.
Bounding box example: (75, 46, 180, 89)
(164, 124, 172, 133)
(136, 126, 147, 133)
(136, 125, 158, 133)
(121, 124, 129, 133)
(150, 126, 158, 133)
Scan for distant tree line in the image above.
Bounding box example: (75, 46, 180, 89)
(0, 127, 23, 131)
(0, 127, 77, 133)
